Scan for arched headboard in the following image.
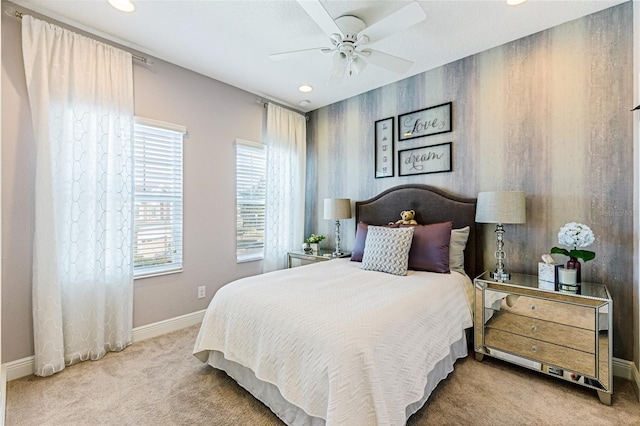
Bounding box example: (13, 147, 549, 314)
(355, 184, 482, 278)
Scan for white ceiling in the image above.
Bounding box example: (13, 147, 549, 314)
(8, 0, 627, 113)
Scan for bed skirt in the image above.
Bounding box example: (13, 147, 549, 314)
(206, 333, 468, 425)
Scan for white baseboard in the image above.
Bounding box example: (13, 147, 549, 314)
(1, 364, 6, 426)
(628, 359, 640, 401)
(132, 309, 205, 343)
(5, 357, 33, 382)
(612, 357, 640, 401)
(4, 309, 206, 382)
(613, 357, 633, 380)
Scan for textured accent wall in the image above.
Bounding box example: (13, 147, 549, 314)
(307, 3, 633, 360)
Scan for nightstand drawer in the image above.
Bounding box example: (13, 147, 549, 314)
(293, 253, 330, 262)
(485, 328, 596, 377)
(487, 311, 595, 353)
(498, 295, 594, 330)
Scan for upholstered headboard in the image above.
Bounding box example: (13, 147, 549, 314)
(355, 184, 482, 278)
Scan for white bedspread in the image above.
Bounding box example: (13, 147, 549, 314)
(193, 259, 473, 425)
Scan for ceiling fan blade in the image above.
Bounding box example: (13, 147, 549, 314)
(296, 0, 343, 38)
(358, 2, 426, 44)
(269, 47, 333, 61)
(360, 49, 414, 74)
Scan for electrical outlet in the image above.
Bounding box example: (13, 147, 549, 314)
(197, 286, 206, 299)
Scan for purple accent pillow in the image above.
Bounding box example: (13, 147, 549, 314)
(351, 222, 399, 262)
(401, 222, 453, 273)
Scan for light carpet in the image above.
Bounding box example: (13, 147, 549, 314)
(6, 325, 640, 425)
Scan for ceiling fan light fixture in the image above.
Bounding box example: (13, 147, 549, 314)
(107, 0, 135, 12)
(331, 53, 348, 78)
(298, 84, 313, 93)
(351, 56, 367, 75)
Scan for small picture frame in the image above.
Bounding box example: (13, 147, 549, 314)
(398, 142, 452, 176)
(374, 117, 394, 178)
(398, 102, 452, 141)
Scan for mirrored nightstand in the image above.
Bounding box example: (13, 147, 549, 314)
(474, 271, 613, 405)
(286, 250, 351, 268)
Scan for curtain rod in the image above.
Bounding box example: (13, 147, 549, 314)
(257, 99, 310, 121)
(6, 8, 151, 65)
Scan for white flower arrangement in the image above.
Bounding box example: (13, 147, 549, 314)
(551, 222, 596, 263)
(558, 222, 595, 248)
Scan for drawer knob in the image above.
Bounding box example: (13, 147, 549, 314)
(530, 305, 537, 311)
(531, 346, 537, 353)
(530, 325, 537, 332)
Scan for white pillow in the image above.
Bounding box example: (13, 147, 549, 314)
(361, 226, 414, 276)
(450, 226, 470, 275)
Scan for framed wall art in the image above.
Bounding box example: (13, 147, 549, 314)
(398, 102, 452, 141)
(398, 142, 452, 176)
(374, 117, 394, 178)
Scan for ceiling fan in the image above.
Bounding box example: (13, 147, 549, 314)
(269, 1, 427, 81)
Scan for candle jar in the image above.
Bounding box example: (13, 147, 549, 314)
(558, 266, 579, 294)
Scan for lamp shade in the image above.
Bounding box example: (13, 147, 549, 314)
(324, 198, 352, 220)
(475, 191, 526, 224)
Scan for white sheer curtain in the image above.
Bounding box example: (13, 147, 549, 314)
(22, 16, 135, 377)
(264, 104, 307, 272)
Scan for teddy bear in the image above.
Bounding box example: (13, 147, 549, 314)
(390, 210, 418, 225)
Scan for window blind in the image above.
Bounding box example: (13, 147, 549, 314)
(133, 118, 185, 277)
(236, 139, 266, 262)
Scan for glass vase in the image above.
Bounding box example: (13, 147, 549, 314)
(566, 256, 581, 283)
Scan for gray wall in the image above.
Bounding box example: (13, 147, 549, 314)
(1, 6, 264, 362)
(307, 3, 633, 360)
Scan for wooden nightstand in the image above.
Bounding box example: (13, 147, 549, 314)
(474, 271, 612, 405)
(286, 250, 351, 268)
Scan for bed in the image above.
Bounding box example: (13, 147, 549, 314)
(193, 184, 482, 425)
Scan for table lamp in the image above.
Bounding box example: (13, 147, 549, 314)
(475, 191, 526, 281)
(324, 198, 352, 256)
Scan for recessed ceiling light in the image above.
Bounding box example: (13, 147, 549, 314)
(299, 100, 310, 107)
(298, 84, 313, 93)
(108, 0, 135, 12)
(506, 0, 527, 5)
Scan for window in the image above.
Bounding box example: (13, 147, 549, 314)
(236, 139, 266, 262)
(133, 117, 185, 277)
